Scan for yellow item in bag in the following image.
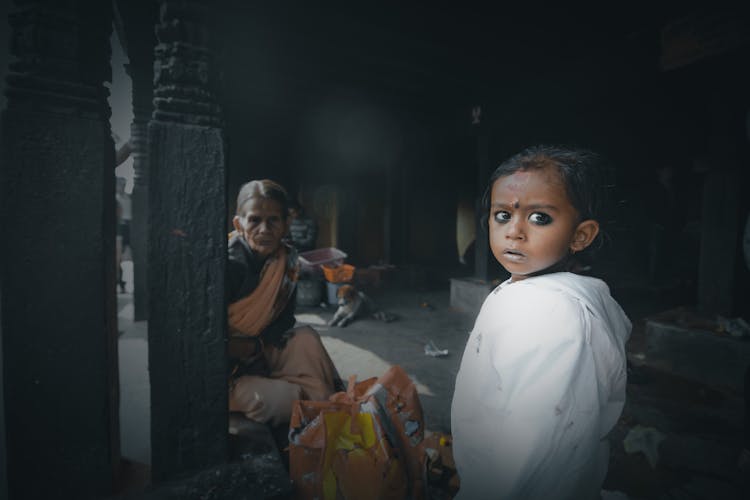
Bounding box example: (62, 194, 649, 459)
(289, 366, 426, 500)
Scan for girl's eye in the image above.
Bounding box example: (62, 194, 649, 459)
(529, 212, 552, 225)
(493, 211, 511, 223)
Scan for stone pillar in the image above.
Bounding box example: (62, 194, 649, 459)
(384, 162, 396, 264)
(0, 1, 118, 498)
(147, 0, 228, 481)
(451, 108, 494, 313)
(385, 137, 413, 267)
(128, 62, 154, 321)
(697, 166, 740, 316)
(697, 94, 742, 317)
(114, 0, 158, 322)
(0, 287, 6, 500)
(473, 113, 491, 282)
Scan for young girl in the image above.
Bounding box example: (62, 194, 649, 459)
(451, 145, 632, 499)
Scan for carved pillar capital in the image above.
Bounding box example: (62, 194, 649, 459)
(152, 1, 222, 126)
(125, 62, 153, 187)
(5, 1, 111, 118)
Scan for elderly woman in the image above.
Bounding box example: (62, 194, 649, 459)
(227, 179, 341, 426)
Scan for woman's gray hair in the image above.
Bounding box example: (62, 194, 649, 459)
(235, 179, 290, 216)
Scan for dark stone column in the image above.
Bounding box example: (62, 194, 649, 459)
(0, 287, 6, 500)
(697, 93, 742, 317)
(147, 0, 228, 481)
(385, 137, 414, 267)
(473, 114, 491, 282)
(337, 181, 358, 261)
(129, 65, 152, 321)
(114, 0, 158, 322)
(451, 108, 494, 313)
(0, 1, 118, 498)
(384, 162, 397, 264)
(697, 166, 740, 316)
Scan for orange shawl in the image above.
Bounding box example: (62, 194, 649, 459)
(228, 240, 298, 337)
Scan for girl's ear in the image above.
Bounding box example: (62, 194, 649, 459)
(570, 219, 600, 253)
(232, 215, 242, 233)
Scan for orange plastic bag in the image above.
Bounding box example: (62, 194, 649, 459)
(289, 365, 427, 500)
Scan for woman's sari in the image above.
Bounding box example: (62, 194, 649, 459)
(226, 235, 340, 425)
(227, 237, 299, 337)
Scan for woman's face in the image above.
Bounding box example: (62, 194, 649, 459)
(233, 196, 288, 258)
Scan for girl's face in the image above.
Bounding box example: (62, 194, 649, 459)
(233, 196, 288, 258)
(489, 165, 599, 282)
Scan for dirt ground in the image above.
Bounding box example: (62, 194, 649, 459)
(300, 278, 748, 500)
(116, 265, 748, 499)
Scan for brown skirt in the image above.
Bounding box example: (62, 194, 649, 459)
(229, 326, 340, 426)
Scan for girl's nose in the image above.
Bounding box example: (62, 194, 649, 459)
(505, 217, 525, 240)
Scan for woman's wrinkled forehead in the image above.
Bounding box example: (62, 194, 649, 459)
(237, 195, 254, 216)
(237, 195, 283, 217)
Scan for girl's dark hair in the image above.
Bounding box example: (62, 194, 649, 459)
(483, 145, 614, 252)
(236, 179, 290, 216)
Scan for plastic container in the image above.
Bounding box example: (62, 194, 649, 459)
(326, 281, 343, 305)
(322, 263, 355, 284)
(298, 247, 347, 268)
(296, 279, 322, 306)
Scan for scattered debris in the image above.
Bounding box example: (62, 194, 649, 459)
(623, 425, 666, 468)
(647, 306, 717, 331)
(373, 310, 397, 323)
(424, 340, 449, 357)
(423, 431, 459, 499)
(716, 316, 750, 338)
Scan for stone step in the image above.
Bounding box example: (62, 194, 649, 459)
(643, 317, 750, 395)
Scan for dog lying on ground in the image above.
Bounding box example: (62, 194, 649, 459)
(328, 284, 397, 327)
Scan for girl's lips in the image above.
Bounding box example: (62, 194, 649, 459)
(503, 249, 525, 262)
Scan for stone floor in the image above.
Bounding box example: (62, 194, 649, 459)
(115, 263, 749, 499)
